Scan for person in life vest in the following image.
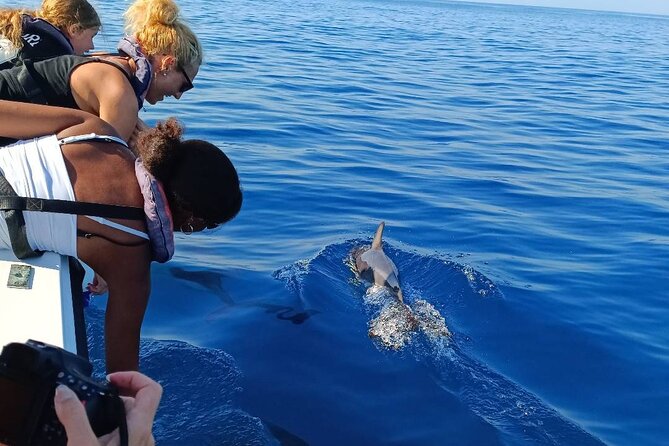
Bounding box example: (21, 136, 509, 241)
(0, 0, 201, 149)
(0, 100, 243, 373)
(0, 0, 100, 69)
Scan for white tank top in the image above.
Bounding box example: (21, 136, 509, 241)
(0, 135, 77, 257)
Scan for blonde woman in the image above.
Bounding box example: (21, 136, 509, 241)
(0, 0, 201, 143)
(0, 0, 100, 68)
(119, 0, 202, 98)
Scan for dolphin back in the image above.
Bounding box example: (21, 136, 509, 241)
(354, 221, 403, 302)
(360, 249, 402, 299)
(371, 221, 385, 250)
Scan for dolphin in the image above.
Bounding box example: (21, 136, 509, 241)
(169, 267, 321, 325)
(353, 222, 403, 302)
(169, 267, 235, 305)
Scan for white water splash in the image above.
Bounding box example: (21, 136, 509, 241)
(368, 299, 419, 350)
(413, 299, 451, 339)
(461, 264, 500, 298)
(363, 286, 451, 350)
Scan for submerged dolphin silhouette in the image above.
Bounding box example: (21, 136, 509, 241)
(169, 267, 235, 305)
(169, 267, 320, 324)
(353, 222, 403, 302)
(263, 419, 310, 446)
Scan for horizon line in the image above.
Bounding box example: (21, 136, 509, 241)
(447, 0, 669, 17)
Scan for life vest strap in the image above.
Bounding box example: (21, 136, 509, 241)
(0, 173, 41, 258)
(0, 196, 144, 220)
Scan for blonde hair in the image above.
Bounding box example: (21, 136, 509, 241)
(0, 0, 100, 48)
(37, 0, 100, 32)
(0, 8, 28, 47)
(124, 0, 203, 69)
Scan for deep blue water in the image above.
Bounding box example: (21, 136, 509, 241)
(5, 0, 669, 444)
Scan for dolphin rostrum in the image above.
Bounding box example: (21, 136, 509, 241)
(353, 222, 404, 302)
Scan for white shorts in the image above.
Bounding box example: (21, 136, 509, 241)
(0, 135, 77, 258)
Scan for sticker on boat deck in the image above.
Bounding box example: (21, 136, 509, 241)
(7, 264, 33, 290)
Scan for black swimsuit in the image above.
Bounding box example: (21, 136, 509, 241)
(0, 55, 141, 146)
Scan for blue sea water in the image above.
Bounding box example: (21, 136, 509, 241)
(5, 0, 669, 444)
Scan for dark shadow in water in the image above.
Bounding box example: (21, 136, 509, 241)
(262, 419, 310, 446)
(169, 267, 235, 305)
(169, 266, 321, 325)
(257, 304, 322, 325)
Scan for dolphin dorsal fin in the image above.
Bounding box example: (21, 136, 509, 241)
(371, 221, 385, 250)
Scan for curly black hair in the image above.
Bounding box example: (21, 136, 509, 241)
(137, 118, 242, 227)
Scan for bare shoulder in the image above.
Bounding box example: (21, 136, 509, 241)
(70, 59, 130, 83)
(69, 60, 135, 111)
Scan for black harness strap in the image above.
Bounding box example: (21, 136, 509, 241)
(0, 196, 144, 220)
(0, 174, 40, 258)
(0, 175, 144, 259)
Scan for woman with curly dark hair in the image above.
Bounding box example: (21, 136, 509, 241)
(0, 100, 242, 372)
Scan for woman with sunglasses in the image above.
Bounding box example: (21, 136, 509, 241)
(0, 0, 200, 149)
(0, 100, 242, 373)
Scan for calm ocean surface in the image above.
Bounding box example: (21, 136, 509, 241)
(5, 0, 669, 444)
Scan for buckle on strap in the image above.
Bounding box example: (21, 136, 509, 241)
(26, 198, 43, 211)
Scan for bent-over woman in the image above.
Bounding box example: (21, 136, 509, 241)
(0, 100, 242, 373)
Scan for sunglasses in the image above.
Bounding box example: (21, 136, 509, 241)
(191, 216, 219, 231)
(178, 66, 194, 93)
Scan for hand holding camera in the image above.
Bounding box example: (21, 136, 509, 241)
(0, 340, 162, 446)
(55, 371, 162, 446)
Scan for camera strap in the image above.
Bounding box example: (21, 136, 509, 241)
(113, 394, 129, 446)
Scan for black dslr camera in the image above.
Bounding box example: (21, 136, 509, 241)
(0, 340, 125, 446)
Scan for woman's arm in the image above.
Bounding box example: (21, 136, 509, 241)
(0, 100, 116, 139)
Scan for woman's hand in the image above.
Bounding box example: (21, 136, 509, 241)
(87, 273, 109, 295)
(128, 119, 150, 154)
(54, 371, 162, 446)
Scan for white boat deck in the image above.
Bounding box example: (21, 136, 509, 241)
(0, 250, 77, 353)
